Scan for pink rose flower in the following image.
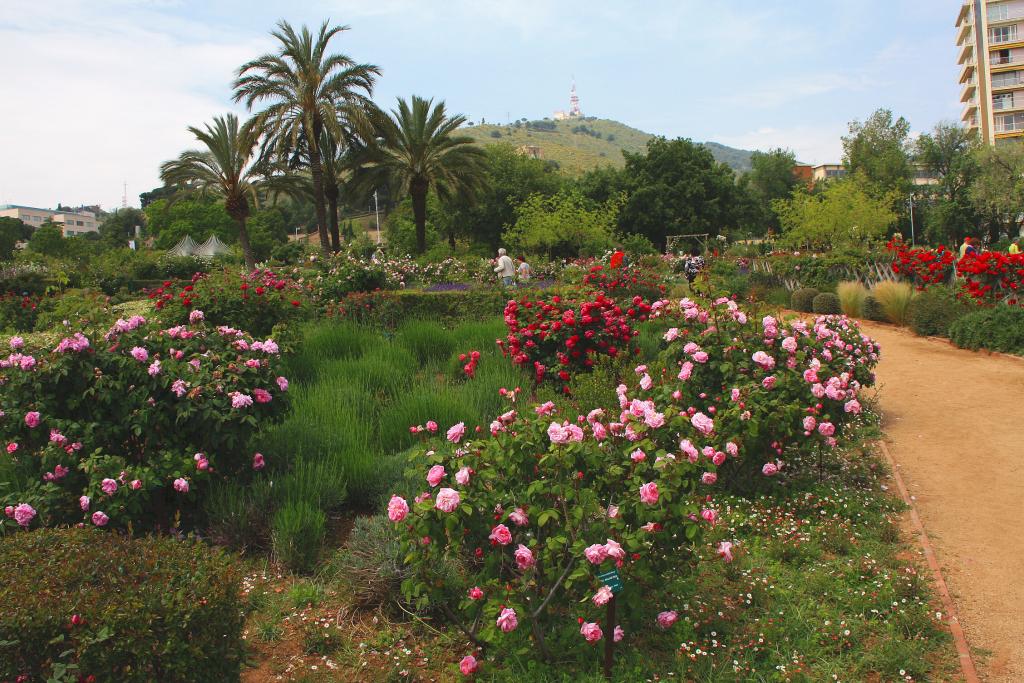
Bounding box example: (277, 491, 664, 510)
(802, 416, 817, 432)
(489, 523, 512, 545)
(614, 625, 624, 642)
(496, 607, 518, 633)
(717, 540, 734, 562)
(639, 373, 653, 390)
(435, 487, 461, 513)
(101, 478, 118, 495)
(584, 543, 608, 564)
(468, 586, 484, 600)
(426, 465, 446, 487)
(9, 336, 24, 349)
(604, 538, 625, 560)
(514, 544, 535, 570)
(91, 511, 109, 526)
(189, 309, 205, 323)
(690, 412, 714, 435)
(24, 411, 40, 428)
(253, 388, 272, 404)
(580, 621, 603, 643)
(130, 346, 149, 362)
(639, 481, 659, 505)
(509, 507, 529, 526)
(656, 610, 678, 629)
(447, 422, 466, 443)
(6, 442, 17, 454)
(701, 472, 718, 485)
(762, 462, 779, 476)
(592, 585, 613, 606)
(692, 351, 709, 363)
(817, 422, 835, 436)
(762, 375, 777, 389)
(387, 495, 409, 522)
(534, 401, 556, 416)
(13, 503, 36, 527)
(630, 448, 646, 462)
(546, 421, 569, 444)
(79, 495, 90, 511)
(130, 479, 142, 490)
(459, 655, 479, 675)
(678, 361, 694, 381)
(252, 453, 266, 470)
(455, 466, 472, 486)
(701, 508, 718, 524)
(782, 336, 798, 353)
(173, 478, 189, 493)
(426, 420, 438, 433)
(230, 392, 253, 409)
(751, 350, 775, 369)
(148, 360, 161, 376)
(276, 376, 289, 392)
(844, 399, 862, 414)
(172, 379, 188, 397)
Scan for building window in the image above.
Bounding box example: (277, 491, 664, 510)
(990, 25, 1018, 44)
(993, 48, 1012, 65)
(994, 92, 1015, 109)
(992, 69, 1023, 87)
(76, 220, 83, 226)
(996, 112, 1024, 132)
(989, 5, 1010, 22)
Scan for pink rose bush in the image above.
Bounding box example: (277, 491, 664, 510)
(395, 395, 710, 660)
(0, 315, 290, 531)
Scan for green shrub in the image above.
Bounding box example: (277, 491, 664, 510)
(378, 387, 481, 454)
(327, 289, 511, 330)
(272, 500, 327, 573)
(949, 306, 1024, 355)
(863, 295, 887, 322)
(871, 281, 917, 326)
(396, 319, 456, 365)
(204, 478, 273, 551)
(791, 287, 820, 312)
(275, 456, 348, 511)
(286, 321, 379, 384)
(908, 290, 973, 337)
(0, 528, 243, 682)
(812, 292, 842, 314)
(837, 281, 868, 318)
(32, 289, 112, 332)
(325, 514, 412, 609)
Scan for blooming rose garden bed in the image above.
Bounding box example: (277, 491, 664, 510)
(0, 265, 959, 682)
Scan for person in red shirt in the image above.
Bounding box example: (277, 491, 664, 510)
(610, 247, 625, 269)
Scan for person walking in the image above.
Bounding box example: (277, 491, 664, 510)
(683, 246, 705, 286)
(1009, 237, 1021, 255)
(959, 236, 978, 259)
(493, 248, 515, 287)
(516, 255, 532, 285)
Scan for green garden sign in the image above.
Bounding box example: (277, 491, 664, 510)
(596, 568, 623, 594)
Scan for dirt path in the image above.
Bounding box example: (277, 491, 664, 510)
(859, 322, 1024, 682)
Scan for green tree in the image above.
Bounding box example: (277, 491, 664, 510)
(144, 199, 236, 249)
(773, 178, 897, 249)
(234, 21, 379, 254)
(914, 121, 981, 245)
(139, 185, 175, 209)
(28, 224, 66, 256)
(618, 137, 741, 250)
(842, 109, 913, 197)
(747, 148, 798, 235)
(576, 164, 629, 205)
(444, 144, 565, 249)
(355, 96, 488, 254)
(503, 189, 621, 258)
(0, 217, 28, 260)
(247, 207, 290, 261)
(969, 143, 1024, 242)
(160, 113, 263, 270)
(98, 208, 146, 247)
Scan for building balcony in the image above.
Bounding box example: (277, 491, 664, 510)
(965, 115, 979, 130)
(987, 7, 1024, 25)
(989, 29, 1022, 46)
(959, 42, 975, 65)
(960, 61, 976, 83)
(956, 2, 971, 28)
(962, 102, 979, 122)
(990, 53, 1024, 69)
(991, 74, 1024, 90)
(993, 96, 1024, 113)
(961, 83, 978, 102)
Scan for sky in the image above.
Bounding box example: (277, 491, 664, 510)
(0, 0, 965, 210)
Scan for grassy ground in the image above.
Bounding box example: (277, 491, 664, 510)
(238, 314, 957, 681)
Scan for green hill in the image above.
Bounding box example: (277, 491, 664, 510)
(461, 117, 754, 175)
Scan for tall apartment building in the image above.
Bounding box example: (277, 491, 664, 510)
(957, 0, 1024, 143)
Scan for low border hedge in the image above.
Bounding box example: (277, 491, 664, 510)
(0, 528, 243, 682)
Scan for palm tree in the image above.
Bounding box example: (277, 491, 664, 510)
(160, 113, 262, 271)
(233, 20, 379, 254)
(356, 96, 487, 254)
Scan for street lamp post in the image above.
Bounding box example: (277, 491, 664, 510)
(373, 190, 381, 245)
(908, 194, 916, 247)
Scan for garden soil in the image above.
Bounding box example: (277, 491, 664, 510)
(861, 322, 1024, 682)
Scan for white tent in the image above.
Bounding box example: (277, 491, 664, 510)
(194, 235, 232, 257)
(167, 235, 199, 257)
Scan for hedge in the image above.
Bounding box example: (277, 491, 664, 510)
(811, 292, 842, 314)
(949, 306, 1024, 355)
(863, 295, 887, 322)
(324, 288, 516, 329)
(790, 287, 820, 313)
(0, 528, 244, 682)
(908, 291, 973, 338)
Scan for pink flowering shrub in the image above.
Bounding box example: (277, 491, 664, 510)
(643, 296, 880, 490)
(395, 400, 712, 662)
(0, 315, 290, 532)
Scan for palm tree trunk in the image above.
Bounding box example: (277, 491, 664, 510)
(308, 149, 331, 256)
(327, 190, 341, 252)
(411, 179, 428, 254)
(237, 217, 256, 272)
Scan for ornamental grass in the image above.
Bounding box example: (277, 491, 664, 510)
(871, 281, 917, 326)
(837, 281, 868, 318)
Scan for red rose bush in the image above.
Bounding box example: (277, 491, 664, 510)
(0, 313, 289, 532)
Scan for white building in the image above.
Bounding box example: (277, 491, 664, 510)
(0, 204, 100, 237)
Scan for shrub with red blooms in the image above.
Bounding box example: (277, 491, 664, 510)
(0, 292, 45, 333)
(582, 264, 666, 303)
(149, 268, 310, 335)
(498, 293, 647, 393)
(0, 314, 289, 532)
(956, 250, 1024, 305)
(886, 237, 956, 289)
(460, 350, 481, 379)
(394, 298, 879, 664)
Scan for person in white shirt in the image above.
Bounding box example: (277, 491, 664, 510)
(493, 248, 515, 286)
(516, 255, 532, 285)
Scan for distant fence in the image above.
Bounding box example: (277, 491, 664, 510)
(751, 258, 900, 291)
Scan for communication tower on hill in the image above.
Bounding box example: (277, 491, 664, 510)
(553, 80, 583, 120)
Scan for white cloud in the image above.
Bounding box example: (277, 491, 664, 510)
(715, 125, 846, 166)
(0, 1, 263, 209)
